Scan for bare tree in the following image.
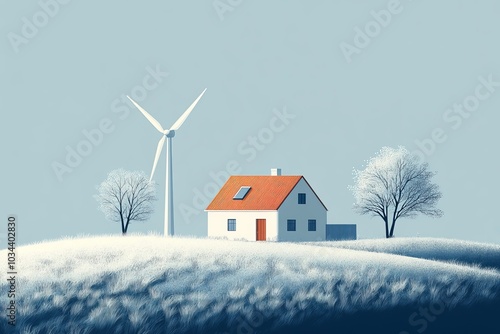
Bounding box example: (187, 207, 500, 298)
(94, 169, 157, 235)
(349, 147, 443, 238)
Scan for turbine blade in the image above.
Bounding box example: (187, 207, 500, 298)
(127, 96, 164, 133)
(169, 88, 207, 131)
(150, 136, 166, 181)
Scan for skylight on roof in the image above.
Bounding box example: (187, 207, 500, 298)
(233, 186, 251, 200)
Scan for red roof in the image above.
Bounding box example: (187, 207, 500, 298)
(206, 175, 327, 211)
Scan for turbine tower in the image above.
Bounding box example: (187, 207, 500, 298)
(127, 89, 207, 236)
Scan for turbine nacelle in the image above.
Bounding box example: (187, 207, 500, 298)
(163, 130, 176, 138)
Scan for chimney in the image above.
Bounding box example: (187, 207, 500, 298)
(271, 168, 282, 176)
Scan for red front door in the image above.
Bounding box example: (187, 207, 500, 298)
(256, 219, 266, 241)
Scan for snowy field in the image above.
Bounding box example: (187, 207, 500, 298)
(1, 235, 499, 333)
(307, 237, 500, 270)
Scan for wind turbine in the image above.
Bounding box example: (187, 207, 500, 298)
(127, 88, 207, 236)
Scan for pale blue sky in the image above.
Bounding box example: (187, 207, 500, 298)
(1, 0, 499, 245)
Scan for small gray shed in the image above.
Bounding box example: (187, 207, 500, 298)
(326, 224, 357, 241)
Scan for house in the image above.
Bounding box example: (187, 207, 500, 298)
(206, 169, 328, 242)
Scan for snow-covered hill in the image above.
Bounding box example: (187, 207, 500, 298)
(307, 237, 500, 270)
(2, 235, 499, 333)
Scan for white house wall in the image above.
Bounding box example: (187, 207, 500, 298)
(278, 178, 327, 242)
(207, 211, 279, 241)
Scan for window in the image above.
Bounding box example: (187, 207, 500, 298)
(233, 186, 251, 200)
(287, 219, 296, 231)
(227, 219, 236, 231)
(308, 220, 317, 231)
(298, 193, 306, 204)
